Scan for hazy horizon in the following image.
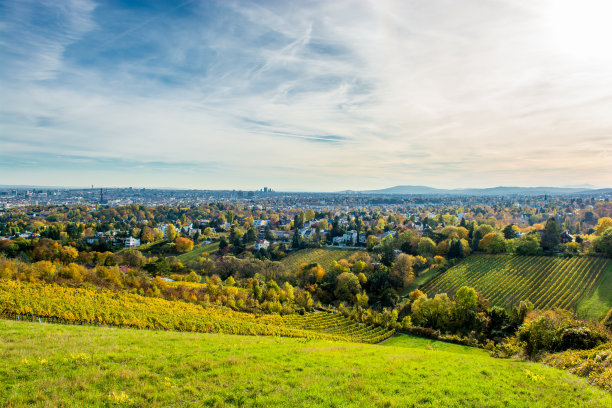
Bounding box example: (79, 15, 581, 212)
(0, 183, 607, 194)
(2, 0, 612, 190)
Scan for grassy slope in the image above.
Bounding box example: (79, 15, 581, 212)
(576, 262, 612, 321)
(280, 248, 358, 272)
(177, 241, 220, 264)
(402, 267, 444, 296)
(1, 320, 610, 408)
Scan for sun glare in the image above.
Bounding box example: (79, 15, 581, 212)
(544, 0, 612, 61)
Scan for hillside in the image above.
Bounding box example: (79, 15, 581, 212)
(421, 255, 612, 319)
(0, 280, 393, 343)
(280, 248, 359, 272)
(1, 320, 610, 407)
(176, 241, 220, 265)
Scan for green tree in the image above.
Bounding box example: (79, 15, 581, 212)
(380, 237, 396, 267)
(593, 227, 612, 258)
(455, 286, 478, 310)
(417, 237, 436, 258)
(447, 239, 465, 259)
(503, 224, 519, 239)
(334, 272, 361, 302)
(515, 233, 541, 255)
(479, 232, 507, 254)
(541, 217, 561, 251)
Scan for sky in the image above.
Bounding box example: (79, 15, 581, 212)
(1, 0, 611, 191)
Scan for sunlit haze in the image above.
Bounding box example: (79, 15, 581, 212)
(1, 0, 611, 191)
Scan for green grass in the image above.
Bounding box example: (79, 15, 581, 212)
(280, 248, 358, 272)
(402, 267, 444, 296)
(421, 255, 611, 319)
(177, 241, 220, 264)
(381, 333, 486, 355)
(114, 240, 164, 254)
(576, 262, 612, 321)
(1, 320, 609, 407)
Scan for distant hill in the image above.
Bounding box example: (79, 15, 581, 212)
(342, 185, 610, 196)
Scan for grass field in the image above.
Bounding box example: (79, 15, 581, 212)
(280, 248, 358, 272)
(421, 255, 612, 319)
(1, 320, 609, 407)
(402, 267, 444, 296)
(576, 260, 612, 321)
(177, 241, 220, 265)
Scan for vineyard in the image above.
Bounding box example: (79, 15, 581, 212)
(281, 248, 358, 272)
(421, 255, 612, 318)
(0, 280, 394, 343)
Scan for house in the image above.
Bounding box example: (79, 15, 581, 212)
(560, 230, 574, 243)
(271, 230, 290, 240)
(254, 239, 270, 251)
(253, 220, 268, 228)
(257, 230, 266, 240)
(343, 230, 358, 245)
(332, 236, 344, 245)
(303, 229, 317, 239)
(380, 231, 396, 240)
(124, 237, 141, 248)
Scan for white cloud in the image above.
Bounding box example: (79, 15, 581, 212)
(1, 0, 611, 190)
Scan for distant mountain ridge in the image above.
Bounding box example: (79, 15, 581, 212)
(340, 185, 611, 196)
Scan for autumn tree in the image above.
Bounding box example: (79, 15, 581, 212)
(479, 232, 507, 253)
(304, 209, 315, 221)
(297, 263, 325, 285)
(595, 217, 612, 235)
(175, 237, 194, 253)
(140, 226, 155, 243)
(593, 227, 612, 258)
(390, 253, 414, 289)
(165, 224, 177, 241)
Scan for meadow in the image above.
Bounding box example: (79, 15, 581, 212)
(421, 255, 612, 320)
(280, 248, 358, 272)
(177, 241, 220, 264)
(1, 319, 610, 407)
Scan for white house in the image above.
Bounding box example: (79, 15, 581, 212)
(254, 239, 270, 250)
(253, 220, 268, 228)
(342, 230, 358, 245)
(124, 237, 141, 248)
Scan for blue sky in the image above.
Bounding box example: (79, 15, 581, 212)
(1, 0, 611, 191)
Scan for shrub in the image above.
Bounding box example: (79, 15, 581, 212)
(559, 326, 609, 350)
(518, 310, 610, 359)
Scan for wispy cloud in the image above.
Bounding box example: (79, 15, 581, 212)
(1, 0, 611, 190)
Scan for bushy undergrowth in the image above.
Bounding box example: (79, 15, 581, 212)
(542, 343, 612, 391)
(518, 310, 610, 359)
